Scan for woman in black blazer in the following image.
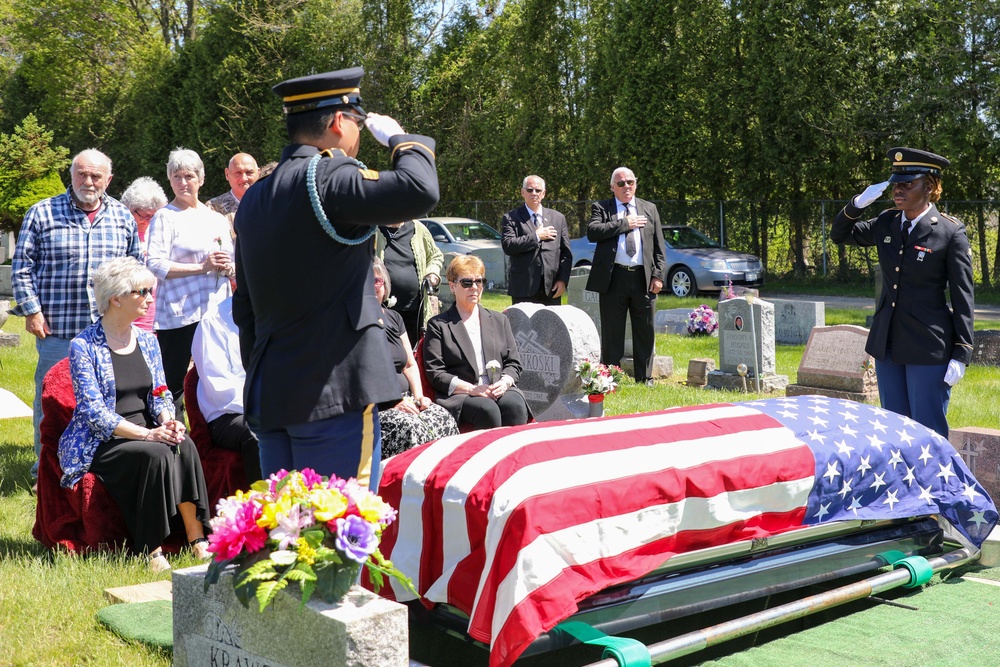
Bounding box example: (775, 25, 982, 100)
(422, 255, 530, 430)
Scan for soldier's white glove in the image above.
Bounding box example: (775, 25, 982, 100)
(944, 360, 966, 387)
(364, 113, 405, 147)
(852, 181, 889, 209)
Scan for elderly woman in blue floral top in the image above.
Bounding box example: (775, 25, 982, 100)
(58, 257, 211, 572)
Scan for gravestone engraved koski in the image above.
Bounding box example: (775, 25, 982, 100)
(786, 325, 878, 403)
(504, 303, 601, 420)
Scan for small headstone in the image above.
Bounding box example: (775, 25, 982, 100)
(655, 308, 696, 336)
(105, 580, 172, 604)
(687, 358, 715, 386)
(504, 303, 601, 420)
(469, 247, 508, 290)
(949, 427, 1000, 511)
(770, 298, 825, 345)
(173, 565, 408, 667)
(785, 325, 878, 403)
(567, 266, 633, 357)
(709, 297, 787, 393)
(0, 333, 19, 348)
(619, 355, 673, 380)
(0, 299, 9, 329)
(0, 265, 12, 298)
(973, 330, 1000, 367)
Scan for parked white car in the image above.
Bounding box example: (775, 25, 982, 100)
(419, 217, 508, 289)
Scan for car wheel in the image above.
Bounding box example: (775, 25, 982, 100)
(574, 260, 592, 268)
(668, 267, 696, 298)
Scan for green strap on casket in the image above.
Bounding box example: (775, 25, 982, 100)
(874, 549, 908, 566)
(894, 555, 934, 588)
(555, 621, 651, 667)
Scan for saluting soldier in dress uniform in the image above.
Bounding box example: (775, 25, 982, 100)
(831, 147, 974, 437)
(232, 67, 439, 489)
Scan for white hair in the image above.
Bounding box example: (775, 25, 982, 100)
(71, 149, 112, 176)
(610, 167, 635, 186)
(120, 177, 168, 211)
(167, 147, 205, 181)
(93, 257, 154, 316)
(522, 175, 546, 190)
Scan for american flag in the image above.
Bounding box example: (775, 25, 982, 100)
(368, 396, 997, 667)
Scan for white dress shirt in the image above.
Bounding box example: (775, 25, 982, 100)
(190, 296, 244, 423)
(613, 200, 642, 266)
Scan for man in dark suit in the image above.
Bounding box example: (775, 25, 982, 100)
(831, 147, 973, 437)
(233, 66, 439, 489)
(586, 167, 666, 386)
(501, 175, 573, 305)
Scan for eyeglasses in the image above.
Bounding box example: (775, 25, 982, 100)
(523, 187, 544, 194)
(130, 288, 153, 297)
(374, 277, 385, 286)
(614, 179, 637, 188)
(457, 278, 485, 288)
(893, 177, 924, 190)
(341, 110, 368, 126)
(131, 209, 156, 222)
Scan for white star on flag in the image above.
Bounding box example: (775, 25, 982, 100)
(871, 471, 887, 492)
(961, 483, 981, 501)
(840, 411, 860, 423)
(841, 424, 858, 437)
(883, 489, 900, 510)
(823, 461, 840, 483)
(918, 485, 934, 505)
(810, 415, 829, 427)
(857, 454, 872, 476)
(814, 503, 830, 520)
(902, 466, 916, 487)
(871, 419, 888, 433)
(919, 445, 933, 465)
(836, 439, 855, 456)
(887, 449, 904, 470)
(866, 433, 886, 451)
(838, 479, 853, 499)
(848, 497, 863, 515)
(937, 462, 956, 484)
(896, 429, 915, 446)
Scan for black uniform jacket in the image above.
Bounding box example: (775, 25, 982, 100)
(233, 135, 439, 430)
(422, 304, 530, 422)
(585, 197, 665, 293)
(500, 205, 573, 298)
(831, 202, 974, 365)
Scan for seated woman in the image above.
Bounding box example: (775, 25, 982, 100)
(423, 255, 531, 430)
(373, 258, 458, 457)
(58, 257, 212, 572)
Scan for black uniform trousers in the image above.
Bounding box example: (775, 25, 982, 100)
(599, 264, 655, 381)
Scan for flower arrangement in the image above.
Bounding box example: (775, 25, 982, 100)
(575, 358, 625, 396)
(203, 469, 415, 612)
(720, 275, 737, 300)
(687, 304, 719, 336)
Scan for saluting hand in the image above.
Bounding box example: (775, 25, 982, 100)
(364, 113, 405, 147)
(853, 182, 889, 209)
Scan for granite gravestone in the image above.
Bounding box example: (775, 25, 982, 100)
(0, 300, 17, 348)
(785, 325, 878, 403)
(709, 297, 787, 392)
(504, 303, 601, 420)
(173, 565, 408, 667)
(949, 427, 1000, 512)
(470, 247, 508, 290)
(770, 298, 825, 345)
(973, 330, 1000, 367)
(655, 308, 698, 336)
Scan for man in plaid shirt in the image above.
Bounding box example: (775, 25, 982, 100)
(9, 149, 141, 483)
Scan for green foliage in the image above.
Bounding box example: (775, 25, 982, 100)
(0, 114, 69, 233)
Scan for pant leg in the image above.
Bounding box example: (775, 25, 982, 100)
(599, 270, 631, 367)
(628, 273, 656, 381)
(155, 323, 199, 415)
(496, 391, 530, 426)
(875, 358, 910, 418)
(904, 362, 951, 437)
(32, 335, 72, 478)
(207, 412, 263, 482)
(459, 396, 504, 430)
(279, 405, 382, 491)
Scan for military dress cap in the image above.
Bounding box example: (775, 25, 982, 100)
(272, 66, 366, 116)
(886, 147, 950, 183)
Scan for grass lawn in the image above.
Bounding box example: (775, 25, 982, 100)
(2, 293, 999, 666)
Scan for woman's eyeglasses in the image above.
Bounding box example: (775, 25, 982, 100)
(374, 277, 385, 286)
(457, 278, 485, 288)
(130, 288, 153, 297)
(614, 179, 636, 188)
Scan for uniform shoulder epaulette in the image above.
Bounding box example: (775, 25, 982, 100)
(941, 212, 961, 224)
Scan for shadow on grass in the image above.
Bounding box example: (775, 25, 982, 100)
(0, 440, 34, 497)
(0, 533, 51, 560)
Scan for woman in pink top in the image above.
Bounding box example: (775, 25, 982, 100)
(120, 177, 168, 332)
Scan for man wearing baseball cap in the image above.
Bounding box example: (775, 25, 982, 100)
(831, 147, 974, 437)
(233, 66, 439, 489)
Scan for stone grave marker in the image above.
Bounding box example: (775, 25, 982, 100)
(173, 565, 408, 667)
(770, 298, 825, 345)
(709, 297, 787, 392)
(0, 300, 18, 348)
(469, 247, 508, 290)
(785, 325, 878, 403)
(655, 308, 696, 336)
(973, 330, 1000, 367)
(504, 303, 601, 420)
(949, 427, 1000, 509)
(687, 358, 715, 386)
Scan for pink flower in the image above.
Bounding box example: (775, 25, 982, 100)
(300, 468, 324, 489)
(208, 501, 267, 561)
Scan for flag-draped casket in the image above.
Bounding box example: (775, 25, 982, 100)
(367, 396, 998, 667)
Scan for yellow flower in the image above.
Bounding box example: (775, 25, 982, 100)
(295, 538, 317, 565)
(257, 494, 294, 530)
(311, 488, 348, 523)
(356, 493, 392, 524)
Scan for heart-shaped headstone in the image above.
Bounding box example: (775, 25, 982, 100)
(503, 303, 601, 419)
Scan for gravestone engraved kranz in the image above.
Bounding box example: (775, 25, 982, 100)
(504, 303, 601, 420)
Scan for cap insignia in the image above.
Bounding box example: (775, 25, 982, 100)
(895, 151, 903, 162)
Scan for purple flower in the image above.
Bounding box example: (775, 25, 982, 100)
(335, 515, 378, 563)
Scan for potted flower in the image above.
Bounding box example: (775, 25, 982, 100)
(575, 358, 624, 417)
(203, 468, 415, 612)
(687, 304, 719, 336)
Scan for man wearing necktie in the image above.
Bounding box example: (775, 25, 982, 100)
(501, 175, 573, 305)
(585, 167, 666, 386)
(831, 147, 974, 437)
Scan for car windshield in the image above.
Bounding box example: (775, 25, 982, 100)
(663, 227, 720, 249)
(445, 222, 501, 241)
